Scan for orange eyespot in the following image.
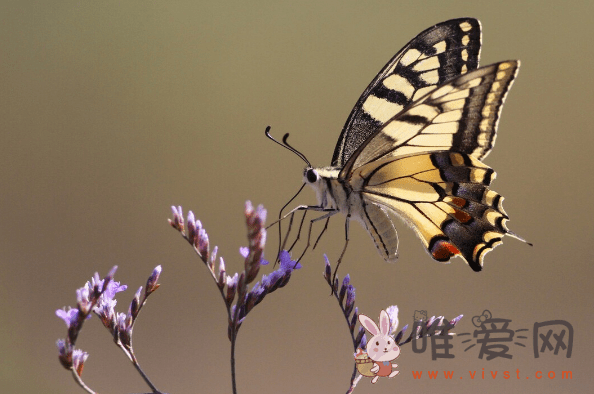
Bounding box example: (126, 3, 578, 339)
(431, 240, 460, 261)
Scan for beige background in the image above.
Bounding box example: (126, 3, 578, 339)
(1, 1, 592, 393)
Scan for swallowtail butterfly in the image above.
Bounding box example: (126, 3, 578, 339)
(269, 18, 528, 272)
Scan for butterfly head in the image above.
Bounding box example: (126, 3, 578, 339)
(304, 167, 318, 184)
(303, 166, 341, 209)
(303, 167, 322, 201)
(303, 166, 339, 184)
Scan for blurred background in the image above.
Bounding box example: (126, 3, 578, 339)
(1, 1, 592, 393)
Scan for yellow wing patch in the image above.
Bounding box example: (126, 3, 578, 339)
(350, 151, 516, 271)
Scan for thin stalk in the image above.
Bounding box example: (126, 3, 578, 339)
(71, 369, 96, 394)
(230, 330, 238, 394)
(129, 352, 160, 393)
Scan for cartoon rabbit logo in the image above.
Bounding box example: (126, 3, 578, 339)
(356, 309, 400, 384)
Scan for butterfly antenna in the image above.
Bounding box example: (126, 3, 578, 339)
(281, 133, 311, 167)
(265, 126, 311, 167)
(265, 126, 312, 264)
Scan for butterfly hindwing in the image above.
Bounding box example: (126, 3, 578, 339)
(332, 18, 482, 167)
(353, 151, 511, 271)
(343, 60, 520, 175)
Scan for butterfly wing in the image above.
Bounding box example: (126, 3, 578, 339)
(342, 61, 520, 175)
(332, 18, 482, 167)
(344, 61, 523, 270)
(353, 152, 514, 271)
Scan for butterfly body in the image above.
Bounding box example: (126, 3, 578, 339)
(305, 164, 401, 263)
(285, 18, 528, 272)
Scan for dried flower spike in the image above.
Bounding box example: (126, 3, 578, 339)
(146, 265, 162, 296)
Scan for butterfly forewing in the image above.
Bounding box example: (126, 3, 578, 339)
(343, 60, 520, 174)
(341, 61, 521, 270)
(332, 18, 482, 167)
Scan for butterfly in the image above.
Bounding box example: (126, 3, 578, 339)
(268, 18, 529, 272)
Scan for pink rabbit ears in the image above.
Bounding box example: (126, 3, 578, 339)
(359, 308, 399, 336)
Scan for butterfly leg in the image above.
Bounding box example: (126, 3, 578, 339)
(331, 214, 350, 286)
(272, 210, 295, 265)
(267, 204, 330, 263)
(276, 210, 307, 266)
(296, 209, 339, 264)
(312, 217, 330, 250)
(285, 210, 308, 253)
(272, 210, 302, 265)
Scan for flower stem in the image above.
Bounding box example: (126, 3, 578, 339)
(71, 369, 96, 394)
(132, 359, 161, 393)
(230, 330, 238, 394)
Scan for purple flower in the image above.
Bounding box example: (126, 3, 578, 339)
(252, 251, 300, 295)
(129, 287, 142, 319)
(255, 204, 267, 224)
(56, 339, 73, 369)
(339, 274, 350, 305)
(214, 256, 226, 288)
(450, 314, 463, 327)
(116, 312, 128, 330)
(385, 305, 399, 335)
(186, 210, 197, 243)
(323, 254, 332, 285)
(243, 201, 267, 284)
(239, 246, 270, 266)
(360, 332, 367, 350)
(89, 272, 102, 294)
(103, 280, 127, 301)
(76, 284, 92, 314)
(249, 280, 267, 302)
(354, 326, 366, 350)
(344, 285, 355, 317)
(56, 307, 80, 328)
(116, 312, 133, 347)
(198, 228, 209, 260)
(261, 270, 283, 290)
(71, 348, 89, 376)
(146, 265, 162, 295)
(350, 307, 359, 331)
(226, 273, 239, 288)
(395, 324, 408, 344)
(169, 205, 184, 231)
(89, 280, 126, 329)
(225, 273, 239, 306)
(278, 250, 301, 271)
(94, 297, 117, 330)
